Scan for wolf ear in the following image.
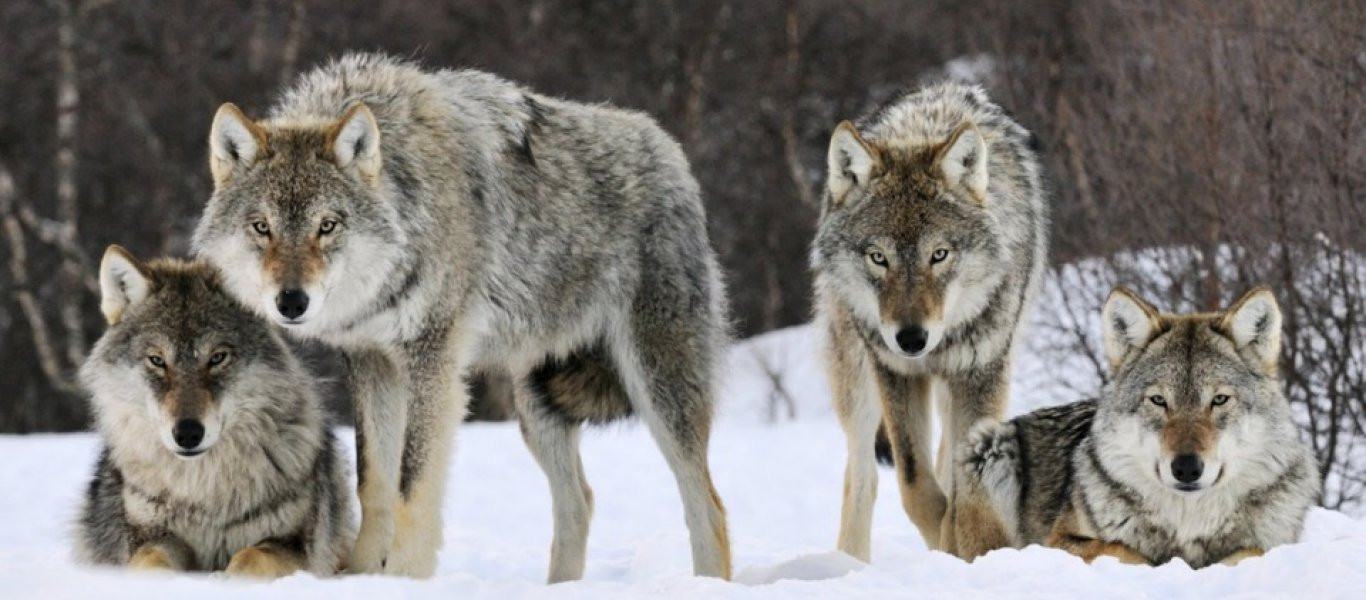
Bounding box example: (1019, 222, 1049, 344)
(327, 104, 382, 183)
(209, 103, 267, 189)
(99, 245, 151, 326)
(1221, 287, 1282, 371)
(1102, 287, 1162, 370)
(826, 121, 881, 207)
(936, 122, 989, 203)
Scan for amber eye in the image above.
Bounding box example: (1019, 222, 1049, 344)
(1147, 394, 1166, 407)
(1212, 394, 1231, 406)
(867, 250, 888, 267)
(931, 248, 950, 264)
(251, 221, 271, 236)
(319, 219, 339, 235)
(207, 351, 228, 367)
(147, 355, 166, 368)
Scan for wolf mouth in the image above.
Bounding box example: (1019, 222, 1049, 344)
(175, 449, 206, 459)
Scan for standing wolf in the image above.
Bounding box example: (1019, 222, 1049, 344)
(76, 246, 353, 576)
(193, 53, 731, 581)
(812, 82, 1048, 560)
(957, 288, 1320, 567)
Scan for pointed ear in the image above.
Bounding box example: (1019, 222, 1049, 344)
(209, 102, 267, 189)
(326, 104, 382, 183)
(826, 121, 881, 207)
(936, 122, 989, 203)
(1220, 287, 1282, 371)
(99, 245, 151, 326)
(1102, 287, 1162, 370)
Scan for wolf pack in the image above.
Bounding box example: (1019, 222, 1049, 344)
(72, 53, 1319, 581)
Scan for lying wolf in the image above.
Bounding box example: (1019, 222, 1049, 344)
(957, 287, 1319, 567)
(75, 246, 353, 577)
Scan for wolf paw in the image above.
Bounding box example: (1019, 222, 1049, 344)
(128, 546, 177, 571)
(344, 525, 392, 574)
(1219, 548, 1265, 566)
(225, 546, 302, 579)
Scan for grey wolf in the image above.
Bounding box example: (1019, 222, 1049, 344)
(75, 246, 354, 577)
(193, 53, 731, 581)
(958, 287, 1320, 567)
(811, 82, 1048, 560)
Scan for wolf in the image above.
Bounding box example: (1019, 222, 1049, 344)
(75, 246, 354, 577)
(811, 82, 1048, 561)
(957, 287, 1320, 567)
(192, 53, 731, 581)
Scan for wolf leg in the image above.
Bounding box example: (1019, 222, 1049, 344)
(612, 322, 731, 580)
(383, 329, 468, 577)
(1046, 512, 1149, 565)
(128, 538, 194, 571)
(875, 367, 947, 549)
(225, 541, 306, 578)
(343, 349, 408, 575)
(941, 366, 1012, 557)
(514, 375, 594, 583)
(828, 326, 881, 562)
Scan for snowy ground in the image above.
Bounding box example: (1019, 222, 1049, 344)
(3, 325, 1366, 598)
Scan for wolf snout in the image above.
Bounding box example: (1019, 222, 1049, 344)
(895, 325, 929, 355)
(275, 288, 310, 320)
(172, 419, 205, 451)
(1171, 454, 1204, 486)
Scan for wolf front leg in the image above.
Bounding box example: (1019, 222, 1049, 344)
(874, 366, 947, 550)
(828, 326, 882, 562)
(941, 363, 1012, 558)
(343, 348, 408, 575)
(385, 328, 469, 577)
(1045, 508, 1149, 565)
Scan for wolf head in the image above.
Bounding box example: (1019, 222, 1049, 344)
(1095, 287, 1294, 495)
(192, 102, 404, 334)
(814, 119, 1005, 358)
(81, 246, 299, 460)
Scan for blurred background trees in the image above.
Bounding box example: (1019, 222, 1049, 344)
(0, 0, 1361, 504)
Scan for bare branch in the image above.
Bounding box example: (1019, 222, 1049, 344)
(0, 166, 81, 396)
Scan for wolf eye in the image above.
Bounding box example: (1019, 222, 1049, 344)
(207, 351, 229, 367)
(1147, 394, 1166, 407)
(867, 250, 888, 267)
(1212, 394, 1231, 406)
(931, 248, 950, 264)
(147, 355, 166, 368)
(319, 219, 339, 235)
(251, 221, 271, 236)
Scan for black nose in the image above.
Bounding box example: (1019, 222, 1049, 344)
(172, 419, 205, 450)
(275, 289, 309, 319)
(895, 326, 929, 354)
(1171, 454, 1204, 483)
